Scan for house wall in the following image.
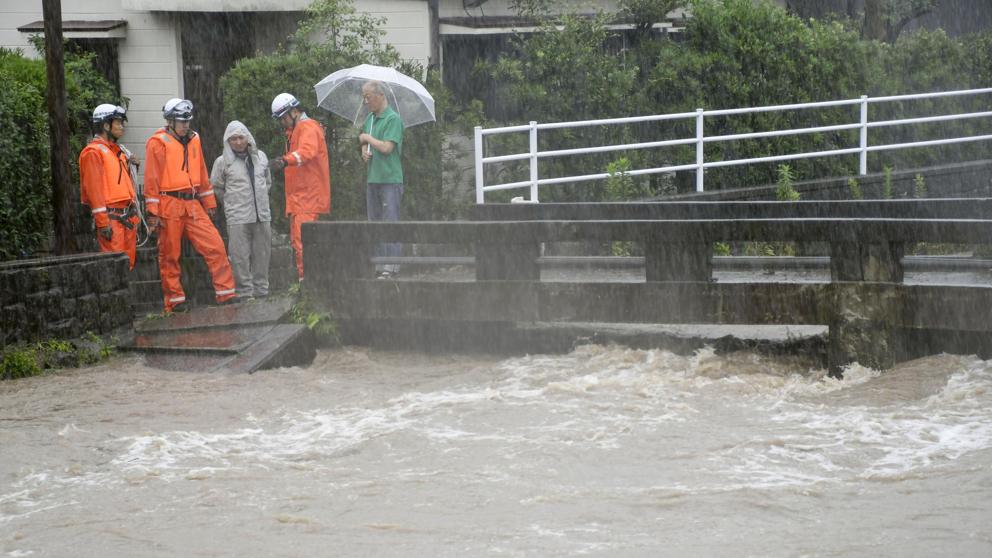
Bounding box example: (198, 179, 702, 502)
(1, 0, 181, 166)
(439, 0, 623, 18)
(368, 0, 431, 66)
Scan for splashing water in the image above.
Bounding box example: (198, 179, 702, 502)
(1, 346, 991, 556)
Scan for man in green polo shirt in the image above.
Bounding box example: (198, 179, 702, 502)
(358, 80, 405, 278)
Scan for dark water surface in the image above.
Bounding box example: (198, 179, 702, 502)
(2, 347, 991, 557)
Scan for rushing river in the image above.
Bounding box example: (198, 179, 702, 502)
(1, 346, 991, 557)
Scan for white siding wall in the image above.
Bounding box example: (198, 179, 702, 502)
(438, 0, 622, 18)
(357, 0, 431, 67)
(0, 0, 180, 168)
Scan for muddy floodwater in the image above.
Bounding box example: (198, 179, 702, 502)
(2, 346, 991, 557)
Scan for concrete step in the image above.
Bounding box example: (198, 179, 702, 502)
(215, 324, 314, 373)
(120, 295, 313, 373)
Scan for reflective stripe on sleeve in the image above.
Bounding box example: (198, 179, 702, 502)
(292, 152, 302, 166)
(145, 197, 160, 204)
(91, 207, 107, 214)
(215, 288, 236, 297)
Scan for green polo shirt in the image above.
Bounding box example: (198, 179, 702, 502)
(364, 106, 404, 184)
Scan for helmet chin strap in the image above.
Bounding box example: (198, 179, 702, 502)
(167, 120, 191, 142)
(100, 121, 121, 143)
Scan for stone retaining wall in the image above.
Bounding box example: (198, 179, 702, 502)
(0, 253, 132, 348)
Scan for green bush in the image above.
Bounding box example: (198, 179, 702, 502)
(645, 0, 877, 191)
(775, 164, 800, 201)
(474, 0, 992, 200)
(475, 12, 643, 202)
(0, 346, 43, 380)
(881, 165, 894, 199)
(848, 177, 864, 200)
(0, 44, 120, 260)
(0, 335, 116, 380)
(0, 50, 51, 260)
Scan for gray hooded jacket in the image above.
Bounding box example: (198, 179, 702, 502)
(211, 120, 272, 225)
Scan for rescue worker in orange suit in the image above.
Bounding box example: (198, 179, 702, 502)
(79, 104, 140, 270)
(144, 98, 236, 313)
(269, 93, 330, 280)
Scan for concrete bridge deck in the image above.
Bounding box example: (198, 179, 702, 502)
(302, 213, 992, 376)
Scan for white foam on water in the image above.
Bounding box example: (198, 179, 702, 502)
(111, 406, 419, 479)
(715, 358, 992, 486)
(39, 345, 990, 496)
(486, 346, 992, 490)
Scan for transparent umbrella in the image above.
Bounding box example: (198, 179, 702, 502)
(314, 64, 436, 128)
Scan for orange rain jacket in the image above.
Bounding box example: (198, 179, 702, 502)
(281, 116, 330, 216)
(143, 128, 217, 216)
(79, 136, 137, 229)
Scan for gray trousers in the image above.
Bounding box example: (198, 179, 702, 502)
(227, 221, 271, 297)
(367, 183, 403, 273)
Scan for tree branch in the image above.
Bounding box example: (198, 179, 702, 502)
(887, 4, 935, 43)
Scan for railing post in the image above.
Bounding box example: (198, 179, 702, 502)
(695, 108, 705, 192)
(529, 121, 539, 202)
(474, 126, 484, 204)
(859, 95, 868, 175)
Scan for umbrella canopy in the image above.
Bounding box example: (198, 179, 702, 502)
(314, 64, 436, 128)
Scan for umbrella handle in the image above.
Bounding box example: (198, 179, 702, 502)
(366, 114, 374, 156)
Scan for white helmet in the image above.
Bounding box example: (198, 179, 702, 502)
(162, 98, 193, 121)
(271, 93, 299, 119)
(92, 103, 127, 124)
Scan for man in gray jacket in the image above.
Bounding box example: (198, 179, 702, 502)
(211, 120, 272, 299)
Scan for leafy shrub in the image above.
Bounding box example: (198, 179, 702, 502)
(0, 346, 42, 380)
(881, 165, 894, 199)
(475, 11, 643, 202)
(0, 334, 115, 380)
(289, 283, 338, 342)
(0, 50, 50, 260)
(0, 44, 120, 260)
(914, 173, 927, 198)
(848, 177, 864, 200)
(775, 164, 800, 201)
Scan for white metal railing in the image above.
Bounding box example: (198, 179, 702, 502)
(473, 87, 992, 203)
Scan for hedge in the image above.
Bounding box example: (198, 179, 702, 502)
(0, 44, 119, 260)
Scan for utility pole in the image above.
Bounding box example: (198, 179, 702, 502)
(42, 0, 76, 255)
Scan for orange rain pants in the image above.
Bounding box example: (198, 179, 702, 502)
(156, 196, 236, 311)
(289, 212, 319, 279)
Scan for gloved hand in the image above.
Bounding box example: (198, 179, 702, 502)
(99, 226, 113, 241)
(270, 157, 286, 171)
(207, 207, 217, 219)
(146, 214, 160, 232)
